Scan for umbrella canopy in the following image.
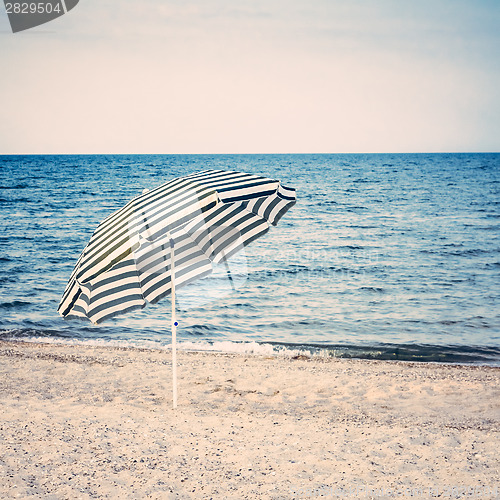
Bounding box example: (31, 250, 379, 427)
(58, 169, 296, 408)
(58, 169, 296, 324)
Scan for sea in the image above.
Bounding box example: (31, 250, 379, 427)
(1, 153, 499, 365)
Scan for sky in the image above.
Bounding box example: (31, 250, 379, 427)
(0, 0, 499, 154)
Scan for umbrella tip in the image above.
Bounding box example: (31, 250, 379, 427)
(142, 188, 150, 195)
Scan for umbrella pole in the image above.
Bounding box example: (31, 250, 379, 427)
(170, 236, 177, 409)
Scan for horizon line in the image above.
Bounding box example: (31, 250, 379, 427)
(1, 151, 499, 156)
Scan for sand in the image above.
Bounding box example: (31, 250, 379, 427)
(0, 340, 499, 499)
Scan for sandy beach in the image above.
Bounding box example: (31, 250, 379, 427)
(0, 341, 498, 499)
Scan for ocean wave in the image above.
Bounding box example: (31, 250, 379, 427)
(186, 324, 217, 336)
(336, 245, 365, 250)
(484, 262, 500, 269)
(0, 327, 74, 339)
(0, 277, 18, 284)
(0, 300, 32, 309)
(359, 287, 385, 293)
(0, 184, 29, 189)
(420, 248, 495, 256)
(220, 302, 257, 310)
(1, 336, 498, 365)
(1, 197, 32, 203)
(250, 265, 362, 280)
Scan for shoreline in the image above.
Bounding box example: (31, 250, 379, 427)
(2, 335, 500, 367)
(0, 340, 499, 498)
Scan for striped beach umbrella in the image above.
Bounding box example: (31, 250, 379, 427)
(58, 169, 296, 406)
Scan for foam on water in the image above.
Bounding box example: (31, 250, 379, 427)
(2, 335, 302, 358)
(3, 335, 499, 366)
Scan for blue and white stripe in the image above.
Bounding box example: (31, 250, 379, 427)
(58, 169, 296, 324)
